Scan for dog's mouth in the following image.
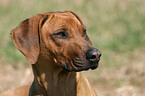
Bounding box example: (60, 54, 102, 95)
(60, 48, 101, 72)
(60, 57, 100, 72)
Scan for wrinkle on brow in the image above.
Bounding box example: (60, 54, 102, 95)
(55, 25, 67, 32)
(66, 18, 84, 36)
(47, 14, 55, 22)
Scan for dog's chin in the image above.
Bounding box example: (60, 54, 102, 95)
(61, 62, 99, 72)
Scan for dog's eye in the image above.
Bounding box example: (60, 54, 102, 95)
(55, 31, 67, 39)
(83, 29, 86, 36)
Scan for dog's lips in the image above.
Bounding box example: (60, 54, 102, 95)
(72, 63, 99, 72)
(60, 59, 99, 72)
(90, 64, 98, 70)
(72, 58, 99, 71)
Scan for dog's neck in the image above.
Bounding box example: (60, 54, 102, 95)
(29, 57, 77, 96)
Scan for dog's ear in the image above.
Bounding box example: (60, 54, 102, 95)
(10, 14, 48, 64)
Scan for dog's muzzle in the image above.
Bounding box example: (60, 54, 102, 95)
(61, 48, 101, 72)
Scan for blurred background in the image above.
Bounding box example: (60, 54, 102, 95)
(0, 0, 145, 96)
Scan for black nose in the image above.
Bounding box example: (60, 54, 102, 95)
(86, 49, 101, 62)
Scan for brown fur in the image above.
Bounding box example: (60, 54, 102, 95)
(0, 11, 101, 96)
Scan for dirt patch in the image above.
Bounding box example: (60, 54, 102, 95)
(0, 63, 33, 93)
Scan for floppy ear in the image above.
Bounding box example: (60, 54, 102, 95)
(10, 14, 48, 64)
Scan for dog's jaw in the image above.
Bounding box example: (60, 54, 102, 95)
(60, 58, 100, 72)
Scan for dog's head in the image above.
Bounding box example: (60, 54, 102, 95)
(10, 11, 101, 72)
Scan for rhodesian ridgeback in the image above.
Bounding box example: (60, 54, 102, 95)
(0, 11, 101, 96)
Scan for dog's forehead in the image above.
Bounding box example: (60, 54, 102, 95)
(43, 13, 85, 34)
(48, 12, 82, 23)
(50, 13, 82, 26)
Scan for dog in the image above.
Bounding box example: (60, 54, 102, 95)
(0, 10, 101, 96)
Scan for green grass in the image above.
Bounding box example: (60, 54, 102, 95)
(0, 0, 145, 95)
